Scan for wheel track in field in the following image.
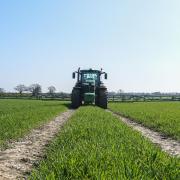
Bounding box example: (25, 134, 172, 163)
(0, 109, 75, 180)
(107, 109, 180, 157)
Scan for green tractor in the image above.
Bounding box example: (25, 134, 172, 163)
(71, 68, 108, 109)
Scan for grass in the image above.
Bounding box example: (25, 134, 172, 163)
(30, 106, 180, 180)
(0, 99, 67, 146)
(109, 102, 180, 140)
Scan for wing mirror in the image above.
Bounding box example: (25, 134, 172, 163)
(105, 73, 108, 80)
(72, 72, 76, 79)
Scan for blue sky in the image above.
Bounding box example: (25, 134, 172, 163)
(0, 0, 180, 92)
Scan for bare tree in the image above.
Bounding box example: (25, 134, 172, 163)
(118, 89, 124, 95)
(0, 88, 5, 93)
(28, 84, 42, 97)
(48, 86, 56, 96)
(14, 84, 26, 95)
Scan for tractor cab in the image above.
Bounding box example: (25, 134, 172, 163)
(81, 70, 100, 86)
(73, 68, 107, 85)
(82, 72, 97, 84)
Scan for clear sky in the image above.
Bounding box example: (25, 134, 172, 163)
(0, 0, 180, 93)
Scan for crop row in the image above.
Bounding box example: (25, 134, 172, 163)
(109, 102, 180, 140)
(30, 106, 179, 179)
(0, 99, 67, 147)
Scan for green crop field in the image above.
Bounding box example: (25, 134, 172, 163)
(109, 102, 180, 140)
(0, 99, 67, 146)
(30, 107, 179, 180)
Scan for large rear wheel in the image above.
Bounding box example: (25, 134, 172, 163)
(71, 89, 81, 109)
(98, 89, 108, 109)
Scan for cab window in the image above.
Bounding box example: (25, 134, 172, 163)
(82, 73, 98, 83)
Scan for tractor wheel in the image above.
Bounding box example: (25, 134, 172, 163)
(71, 89, 81, 109)
(95, 95, 99, 106)
(98, 89, 108, 109)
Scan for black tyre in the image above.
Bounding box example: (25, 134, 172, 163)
(71, 89, 81, 109)
(95, 95, 99, 106)
(98, 89, 108, 109)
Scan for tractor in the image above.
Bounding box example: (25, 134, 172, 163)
(71, 68, 108, 109)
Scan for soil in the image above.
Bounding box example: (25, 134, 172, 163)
(107, 110, 180, 157)
(0, 108, 179, 179)
(0, 109, 75, 180)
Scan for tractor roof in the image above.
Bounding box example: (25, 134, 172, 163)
(80, 69, 101, 73)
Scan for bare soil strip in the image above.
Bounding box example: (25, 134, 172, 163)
(0, 109, 75, 180)
(107, 110, 180, 157)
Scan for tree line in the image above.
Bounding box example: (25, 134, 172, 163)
(0, 84, 57, 97)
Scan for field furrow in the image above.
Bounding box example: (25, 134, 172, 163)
(108, 109, 180, 156)
(0, 99, 68, 147)
(0, 109, 75, 179)
(30, 106, 180, 180)
(109, 102, 180, 140)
